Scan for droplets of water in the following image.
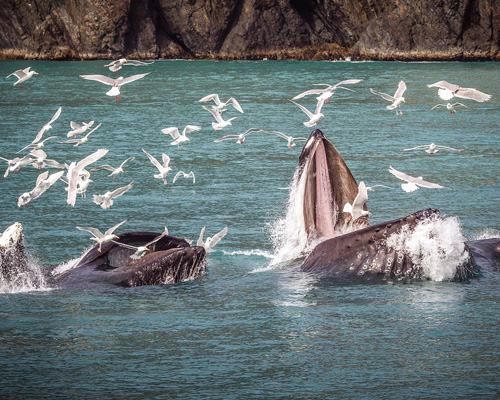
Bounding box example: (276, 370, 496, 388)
(386, 216, 470, 281)
(0, 246, 47, 294)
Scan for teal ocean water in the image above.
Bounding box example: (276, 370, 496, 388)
(0, 60, 499, 398)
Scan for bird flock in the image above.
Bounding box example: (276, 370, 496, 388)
(3, 60, 493, 248)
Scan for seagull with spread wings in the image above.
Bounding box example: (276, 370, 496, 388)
(370, 80, 407, 115)
(389, 165, 447, 193)
(80, 73, 150, 99)
(92, 182, 134, 210)
(76, 220, 127, 252)
(343, 181, 371, 221)
(142, 149, 172, 185)
(265, 131, 308, 149)
(430, 102, 470, 114)
(290, 99, 326, 127)
(199, 94, 244, 113)
(112, 227, 170, 260)
(404, 143, 463, 155)
(292, 79, 362, 103)
(91, 157, 135, 179)
(161, 125, 202, 149)
(214, 128, 263, 144)
(197, 226, 228, 253)
(104, 58, 153, 72)
(6, 67, 38, 88)
(427, 80, 491, 102)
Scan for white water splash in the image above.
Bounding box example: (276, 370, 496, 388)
(269, 163, 311, 265)
(470, 228, 500, 241)
(386, 216, 470, 282)
(222, 249, 274, 258)
(0, 248, 47, 294)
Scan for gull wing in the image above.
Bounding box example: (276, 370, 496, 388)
(47, 107, 62, 125)
(314, 97, 326, 115)
(214, 135, 238, 143)
(91, 165, 115, 172)
(46, 170, 65, 185)
(352, 181, 368, 218)
(75, 148, 108, 171)
(370, 88, 395, 102)
(184, 125, 202, 134)
(430, 104, 447, 110)
(199, 94, 221, 105)
(70, 121, 82, 130)
(119, 157, 135, 168)
(142, 149, 162, 171)
(126, 60, 153, 66)
(161, 154, 170, 168)
(172, 171, 185, 183)
(292, 88, 329, 100)
(35, 171, 49, 187)
(389, 166, 445, 189)
(454, 87, 491, 102)
(161, 127, 180, 139)
(290, 100, 313, 118)
(7, 68, 29, 79)
(334, 78, 363, 87)
(111, 240, 140, 251)
(30, 149, 47, 159)
(145, 230, 169, 247)
(208, 226, 228, 250)
(427, 80, 460, 91)
(225, 98, 244, 113)
(242, 128, 263, 138)
(394, 81, 407, 99)
(80, 75, 117, 86)
(76, 226, 104, 239)
(120, 73, 150, 85)
(435, 145, 463, 151)
(104, 220, 127, 236)
(404, 145, 430, 151)
(110, 182, 133, 199)
(44, 159, 66, 169)
(196, 226, 206, 247)
(265, 130, 290, 140)
(202, 105, 223, 123)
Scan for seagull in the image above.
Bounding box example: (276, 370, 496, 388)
(343, 181, 371, 221)
(202, 106, 237, 130)
(290, 99, 326, 127)
(23, 107, 62, 148)
(67, 120, 94, 138)
(161, 125, 202, 149)
(142, 149, 172, 185)
(173, 171, 195, 184)
(29, 150, 66, 170)
(60, 123, 101, 147)
(389, 165, 447, 193)
(112, 227, 169, 260)
(430, 102, 470, 114)
(404, 143, 463, 155)
(199, 94, 244, 113)
(264, 131, 308, 149)
(370, 81, 407, 115)
(196, 226, 228, 253)
(366, 184, 392, 191)
(66, 149, 109, 206)
(1, 155, 33, 177)
(292, 79, 363, 103)
(6, 67, 38, 88)
(214, 128, 263, 144)
(427, 80, 491, 102)
(61, 173, 93, 199)
(92, 182, 134, 210)
(17, 170, 64, 207)
(104, 58, 153, 72)
(17, 136, 59, 154)
(91, 157, 135, 179)
(76, 220, 127, 252)
(80, 73, 150, 99)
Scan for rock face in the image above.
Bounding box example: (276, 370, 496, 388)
(0, 0, 498, 60)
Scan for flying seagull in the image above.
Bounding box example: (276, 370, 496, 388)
(76, 220, 127, 252)
(404, 143, 463, 155)
(389, 165, 447, 193)
(91, 157, 135, 179)
(264, 131, 308, 149)
(161, 125, 202, 149)
(80, 73, 150, 99)
(214, 128, 263, 144)
(290, 99, 326, 127)
(92, 182, 134, 210)
(104, 58, 153, 73)
(197, 226, 228, 253)
(292, 79, 362, 103)
(427, 80, 491, 102)
(6, 67, 38, 88)
(172, 171, 195, 184)
(199, 94, 244, 113)
(430, 102, 470, 114)
(343, 181, 371, 221)
(142, 149, 172, 185)
(370, 80, 407, 115)
(112, 228, 170, 260)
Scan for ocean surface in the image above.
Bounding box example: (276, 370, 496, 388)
(0, 60, 499, 399)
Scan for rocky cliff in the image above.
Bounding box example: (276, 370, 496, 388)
(0, 0, 498, 60)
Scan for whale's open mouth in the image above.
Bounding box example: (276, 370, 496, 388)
(0, 222, 23, 249)
(298, 130, 367, 241)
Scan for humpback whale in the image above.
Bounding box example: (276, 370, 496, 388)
(292, 129, 499, 281)
(0, 223, 207, 290)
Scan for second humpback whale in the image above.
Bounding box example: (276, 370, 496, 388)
(286, 129, 499, 281)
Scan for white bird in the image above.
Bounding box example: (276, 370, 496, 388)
(202, 106, 237, 130)
(199, 94, 244, 113)
(196, 226, 228, 253)
(161, 125, 202, 149)
(214, 128, 263, 144)
(60, 123, 101, 147)
(142, 149, 172, 185)
(389, 165, 447, 193)
(67, 120, 94, 138)
(111, 227, 169, 260)
(91, 157, 135, 179)
(404, 143, 463, 155)
(292, 79, 363, 103)
(290, 99, 326, 127)
(92, 182, 134, 210)
(29, 149, 66, 170)
(366, 184, 392, 191)
(427, 80, 491, 102)
(430, 102, 470, 114)
(17, 136, 59, 154)
(343, 181, 371, 221)
(104, 58, 153, 73)
(24, 107, 62, 147)
(6, 67, 38, 88)
(265, 131, 308, 149)
(370, 80, 407, 115)
(173, 171, 195, 184)
(76, 220, 127, 252)
(66, 149, 109, 206)
(17, 170, 64, 207)
(1, 155, 33, 177)
(80, 73, 150, 99)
